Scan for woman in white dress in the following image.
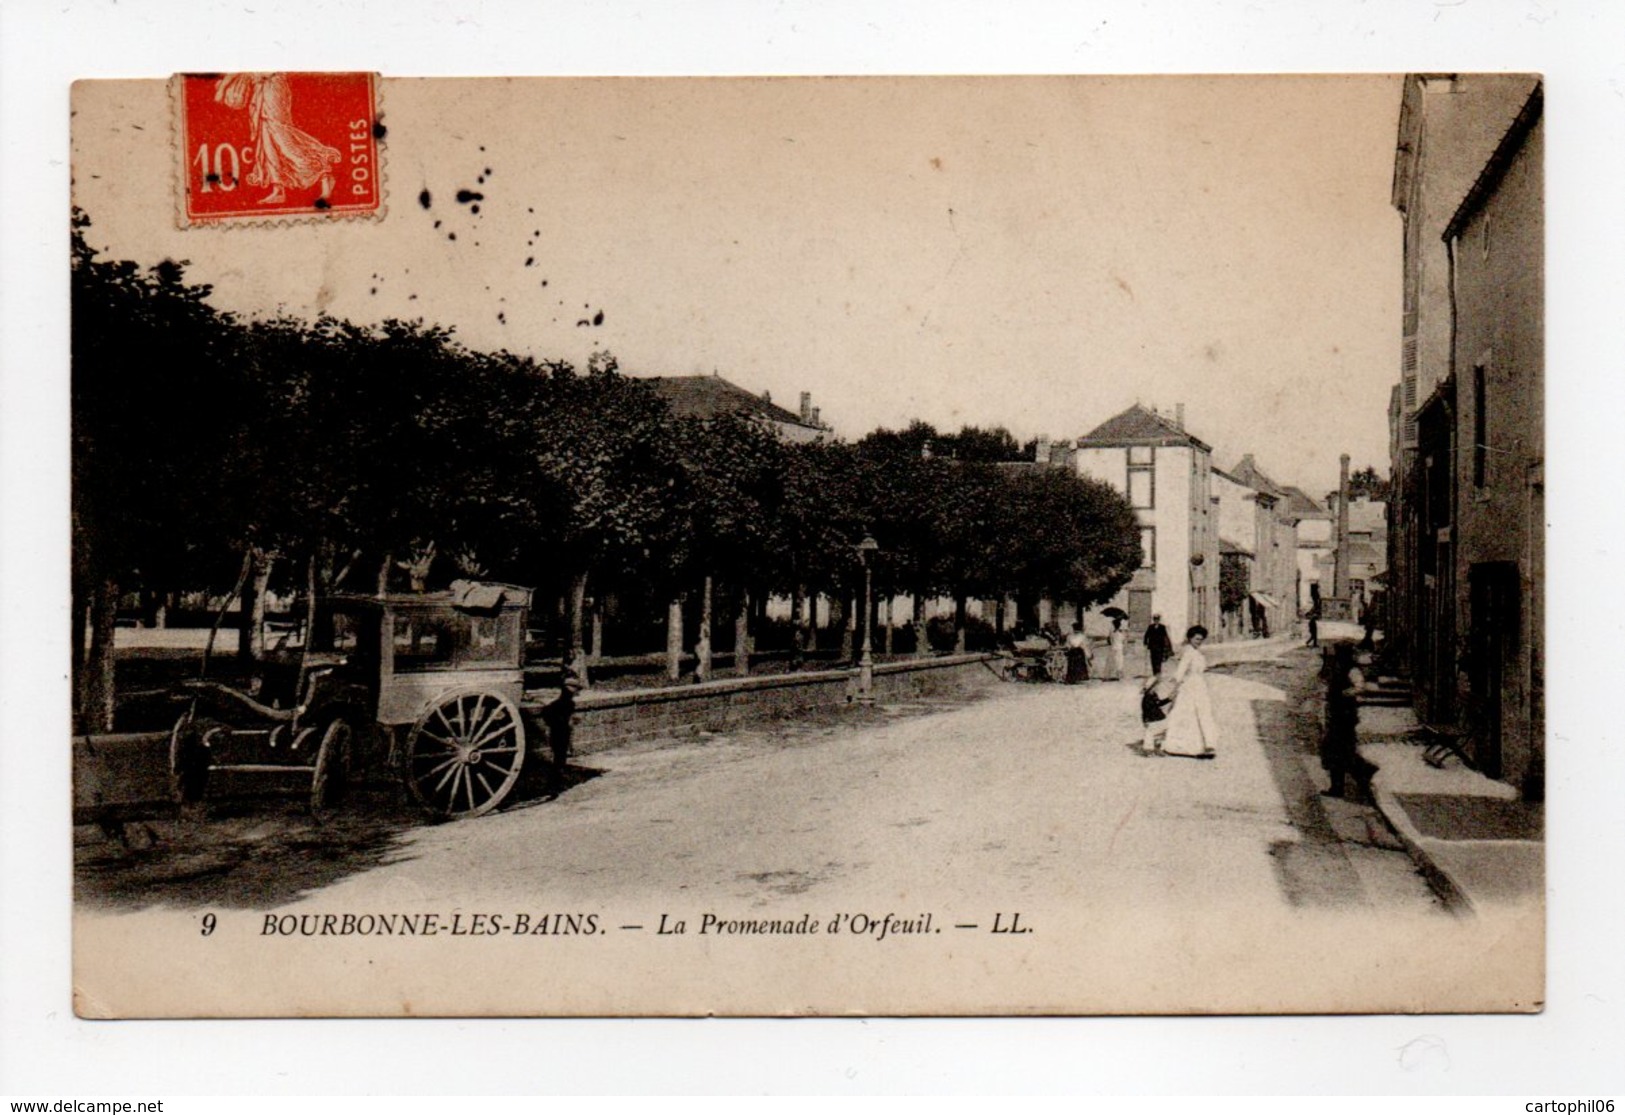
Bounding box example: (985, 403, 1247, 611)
(1162, 625, 1219, 759)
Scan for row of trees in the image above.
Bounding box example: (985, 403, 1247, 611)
(72, 212, 1143, 729)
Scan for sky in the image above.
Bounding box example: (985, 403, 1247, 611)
(73, 74, 1402, 499)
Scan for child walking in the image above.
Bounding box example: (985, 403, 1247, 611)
(1140, 675, 1174, 756)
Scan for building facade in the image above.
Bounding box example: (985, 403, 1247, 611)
(1388, 74, 1537, 671)
(1071, 403, 1219, 638)
(1213, 463, 1299, 638)
(1389, 75, 1543, 798)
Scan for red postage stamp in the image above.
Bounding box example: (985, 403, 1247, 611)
(173, 72, 381, 226)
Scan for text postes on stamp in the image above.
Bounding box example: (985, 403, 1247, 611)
(174, 72, 381, 227)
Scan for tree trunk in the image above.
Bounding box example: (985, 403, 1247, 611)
(567, 570, 590, 684)
(203, 550, 253, 679)
(695, 575, 713, 683)
(912, 592, 929, 658)
(71, 577, 88, 730)
(883, 595, 894, 655)
(790, 586, 807, 665)
(954, 592, 969, 653)
(377, 551, 393, 596)
(589, 598, 604, 661)
(734, 586, 752, 677)
(666, 596, 685, 683)
(294, 552, 320, 704)
(834, 593, 854, 663)
(239, 548, 273, 666)
(84, 575, 119, 733)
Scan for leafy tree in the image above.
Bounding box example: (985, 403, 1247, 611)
(934, 424, 1024, 463)
(1326, 465, 1390, 505)
(999, 468, 1142, 622)
(528, 355, 682, 677)
(72, 211, 251, 727)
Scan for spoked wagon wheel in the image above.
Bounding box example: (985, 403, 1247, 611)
(405, 689, 526, 820)
(310, 716, 353, 818)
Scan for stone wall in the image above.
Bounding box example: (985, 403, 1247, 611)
(74, 655, 1001, 821)
(566, 653, 998, 754)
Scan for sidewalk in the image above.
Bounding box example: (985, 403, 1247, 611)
(1356, 701, 1543, 916)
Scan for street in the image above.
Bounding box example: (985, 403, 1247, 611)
(298, 644, 1435, 915)
(78, 640, 1440, 919)
(82, 640, 1542, 1018)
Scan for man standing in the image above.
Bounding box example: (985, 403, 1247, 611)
(1143, 613, 1174, 677)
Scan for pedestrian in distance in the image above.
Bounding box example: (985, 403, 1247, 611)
(1108, 615, 1128, 681)
(1139, 674, 1174, 756)
(1064, 621, 1092, 684)
(1304, 601, 1321, 648)
(539, 667, 585, 795)
(1320, 644, 1372, 799)
(1143, 613, 1174, 677)
(1161, 625, 1219, 760)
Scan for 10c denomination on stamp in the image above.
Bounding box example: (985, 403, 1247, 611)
(173, 71, 381, 226)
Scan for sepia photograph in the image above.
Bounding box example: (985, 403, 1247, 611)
(64, 70, 1547, 1019)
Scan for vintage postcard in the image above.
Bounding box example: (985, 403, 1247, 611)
(70, 73, 1544, 1018)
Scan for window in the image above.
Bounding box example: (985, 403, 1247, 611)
(1127, 446, 1155, 509)
(1473, 363, 1488, 488)
(1139, 526, 1156, 569)
(1128, 469, 1153, 509)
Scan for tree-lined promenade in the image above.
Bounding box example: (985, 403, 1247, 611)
(72, 213, 1142, 731)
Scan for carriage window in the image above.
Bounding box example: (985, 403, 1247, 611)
(391, 611, 519, 670)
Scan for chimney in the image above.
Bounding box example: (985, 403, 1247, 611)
(1334, 453, 1352, 600)
(762, 390, 772, 404)
(799, 392, 813, 423)
(810, 406, 821, 427)
(1035, 434, 1052, 463)
(1175, 403, 1186, 431)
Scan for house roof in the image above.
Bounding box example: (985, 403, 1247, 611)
(1348, 540, 1385, 567)
(1443, 80, 1543, 242)
(1077, 403, 1209, 451)
(641, 375, 818, 429)
(1228, 454, 1286, 497)
(1280, 485, 1330, 519)
(1219, 535, 1253, 555)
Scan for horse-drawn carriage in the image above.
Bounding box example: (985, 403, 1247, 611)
(169, 582, 557, 820)
(994, 634, 1071, 683)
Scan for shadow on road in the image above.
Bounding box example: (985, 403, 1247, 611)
(1214, 649, 1373, 908)
(74, 763, 607, 912)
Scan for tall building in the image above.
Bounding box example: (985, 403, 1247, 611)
(1388, 74, 1537, 670)
(1216, 456, 1302, 637)
(1071, 403, 1218, 637)
(1389, 75, 1543, 798)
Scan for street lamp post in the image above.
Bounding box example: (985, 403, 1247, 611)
(856, 534, 879, 705)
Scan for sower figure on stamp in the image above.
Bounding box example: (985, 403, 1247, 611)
(214, 73, 340, 205)
(1143, 613, 1174, 677)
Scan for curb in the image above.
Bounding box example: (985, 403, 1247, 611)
(1367, 777, 1476, 917)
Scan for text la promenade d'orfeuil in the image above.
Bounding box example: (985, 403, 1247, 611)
(255, 909, 1034, 941)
